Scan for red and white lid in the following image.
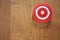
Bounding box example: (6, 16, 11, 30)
(32, 4, 52, 23)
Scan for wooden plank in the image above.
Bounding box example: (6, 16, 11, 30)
(0, 0, 10, 40)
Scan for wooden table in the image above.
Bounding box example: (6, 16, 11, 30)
(0, 0, 60, 40)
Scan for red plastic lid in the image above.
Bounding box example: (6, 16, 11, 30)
(32, 4, 52, 23)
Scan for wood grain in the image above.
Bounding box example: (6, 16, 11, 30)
(0, 0, 10, 40)
(0, 0, 60, 40)
(10, 0, 60, 40)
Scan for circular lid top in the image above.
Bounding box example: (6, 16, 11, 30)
(32, 4, 52, 23)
